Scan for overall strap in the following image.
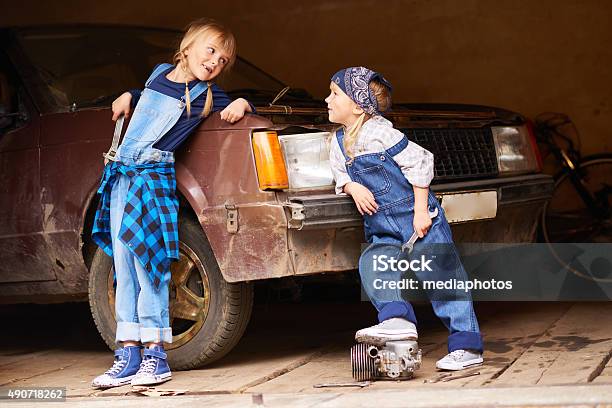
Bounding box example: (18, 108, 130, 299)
(144, 63, 210, 108)
(385, 133, 410, 157)
(187, 81, 209, 101)
(335, 128, 350, 161)
(145, 63, 174, 87)
(145, 63, 210, 102)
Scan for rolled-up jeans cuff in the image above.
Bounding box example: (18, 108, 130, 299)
(140, 326, 173, 344)
(116, 322, 141, 343)
(448, 331, 483, 353)
(378, 301, 417, 325)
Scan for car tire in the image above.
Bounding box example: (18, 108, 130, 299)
(88, 215, 254, 370)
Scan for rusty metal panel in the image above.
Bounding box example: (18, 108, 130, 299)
(176, 113, 293, 282)
(0, 94, 54, 284)
(200, 203, 292, 282)
(0, 235, 57, 284)
(37, 110, 111, 292)
(289, 226, 362, 276)
(175, 113, 274, 209)
(39, 122, 108, 233)
(41, 231, 89, 293)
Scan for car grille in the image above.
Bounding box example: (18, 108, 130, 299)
(402, 127, 498, 181)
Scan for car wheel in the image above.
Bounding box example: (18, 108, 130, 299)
(88, 215, 254, 369)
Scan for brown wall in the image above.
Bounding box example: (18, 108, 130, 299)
(2, 0, 610, 155)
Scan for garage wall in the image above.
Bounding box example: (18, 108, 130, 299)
(2, 0, 610, 155)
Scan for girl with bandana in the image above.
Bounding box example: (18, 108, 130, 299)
(328, 67, 483, 371)
(91, 19, 253, 388)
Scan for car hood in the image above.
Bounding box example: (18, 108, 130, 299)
(253, 101, 523, 126)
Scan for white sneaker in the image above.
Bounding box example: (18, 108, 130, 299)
(355, 318, 418, 345)
(436, 349, 483, 371)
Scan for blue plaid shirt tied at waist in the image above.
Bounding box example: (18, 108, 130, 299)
(92, 161, 179, 290)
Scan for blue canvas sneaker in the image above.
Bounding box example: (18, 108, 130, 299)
(92, 346, 142, 388)
(131, 345, 172, 386)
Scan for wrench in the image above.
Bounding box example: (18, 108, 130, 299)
(401, 207, 439, 253)
(103, 115, 125, 162)
(313, 381, 371, 388)
(424, 370, 480, 383)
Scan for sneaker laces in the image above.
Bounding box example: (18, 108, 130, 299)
(369, 321, 385, 329)
(445, 350, 466, 361)
(104, 358, 127, 376)
(136, 357, 157, 376)
(372, 319, 399, 329)
(371, 318, 412, 330)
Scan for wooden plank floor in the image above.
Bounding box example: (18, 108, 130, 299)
(1, 301, 612, 398)
(494, 303, 612, 386)
(247, 302, 578, 393)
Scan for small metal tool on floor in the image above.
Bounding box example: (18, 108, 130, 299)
(313, 381, 371, 388)
(424, 370, 481, 383)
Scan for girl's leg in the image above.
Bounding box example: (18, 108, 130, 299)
(132, 260, 172, 345)
(110, 174, 141, 343)
(355, 240, 418, 344)
(130, 257, 172, 385)
(415, 215, 483, 354)
(92, 175, 143, 389)
(359, 241, 418, 324)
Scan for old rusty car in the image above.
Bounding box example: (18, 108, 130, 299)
(0, 25, 553, 369)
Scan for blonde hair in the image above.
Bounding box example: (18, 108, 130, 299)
(173, 18, 237, 117)
(343, 79, 392, 157)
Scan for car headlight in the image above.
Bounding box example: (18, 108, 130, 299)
(492, 125, 540, 175)
(278, 132, 334, 189)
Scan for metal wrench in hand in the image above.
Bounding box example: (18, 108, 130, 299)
(103, 115, 125, 162)
(401, 207, 439, 253)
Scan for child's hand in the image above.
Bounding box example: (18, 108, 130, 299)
(111, 92, 132, 121)
(413, 209, 432, 238)
(220, 98, 250, 123)
(344, 182, 378, 215)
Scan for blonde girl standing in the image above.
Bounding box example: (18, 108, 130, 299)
(91, 19, 253, 388)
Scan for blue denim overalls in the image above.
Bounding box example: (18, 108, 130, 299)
(336, 128, 483, 352)
(110, 63, 209, 344)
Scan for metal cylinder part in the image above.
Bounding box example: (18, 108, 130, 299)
(351, 343, 377, 381)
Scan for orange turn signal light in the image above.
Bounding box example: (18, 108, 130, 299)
(252, 131, 289, 190)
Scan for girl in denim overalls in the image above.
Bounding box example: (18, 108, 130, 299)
(91, 19, 253, 388)
(327, 67, 484, 370)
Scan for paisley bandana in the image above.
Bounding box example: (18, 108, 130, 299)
(331, 67, 393, 115)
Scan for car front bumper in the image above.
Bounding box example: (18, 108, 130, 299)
(280, 174, 554, 276)
(284, 174, 554, 230)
